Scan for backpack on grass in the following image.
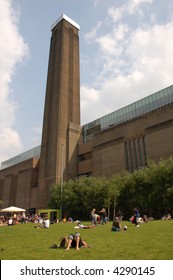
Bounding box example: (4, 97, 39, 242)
(59, 237, 67, 248)
(49, 237, 67, 249)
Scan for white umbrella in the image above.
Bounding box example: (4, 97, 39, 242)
(1, 206, 26, 212)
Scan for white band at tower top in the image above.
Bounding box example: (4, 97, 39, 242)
(51, 13, 80, 30)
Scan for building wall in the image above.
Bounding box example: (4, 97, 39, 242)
(78, 140, 93, 175)
(78, 103, 173, 177)
(66, 122, 82, 179)
(0, 158, 39, 209)
(0, 102, 173, 210)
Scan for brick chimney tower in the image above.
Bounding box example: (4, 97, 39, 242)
(38, 14, 81, 208)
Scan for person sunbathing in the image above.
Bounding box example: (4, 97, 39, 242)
(65, 232, 89, 250)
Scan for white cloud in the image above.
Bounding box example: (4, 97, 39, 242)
(108, 0, 153, 22)
(92, 0, 102, 8)
(30, 125, 42, 147)
(84, 21, 103, 43)
(81, 1, 173, 125)
(0, 0, 29, 164)
(96, 24, 129, 57)
(81, 85, 101, 124)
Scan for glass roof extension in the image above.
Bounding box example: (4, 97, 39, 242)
(1, 145, 41, 170)
(1, 85, 173, 169)
(83, 84, 173, 142)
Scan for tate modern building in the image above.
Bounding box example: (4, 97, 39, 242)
(1, 15, 173, 211)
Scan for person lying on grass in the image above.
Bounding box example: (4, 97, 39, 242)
(74, 222, 96, 229)
(50, 232, 92, 250)
(65, 232, 90, 250)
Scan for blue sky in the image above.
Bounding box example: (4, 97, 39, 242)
(0, 0, 173, 165)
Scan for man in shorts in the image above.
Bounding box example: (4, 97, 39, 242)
(65, 232, 88, 250)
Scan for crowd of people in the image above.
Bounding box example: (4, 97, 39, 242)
(1, 206, 172, 251)
(160, 213, 172, 220)
(0, 212, 27, 226)
(54, 207, 152, 250)
(0, 212, 50, 227)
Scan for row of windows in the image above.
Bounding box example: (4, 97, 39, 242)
(83, 85, 173, 142)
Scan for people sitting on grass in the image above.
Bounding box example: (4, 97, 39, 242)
(142, 215, 149, 223)
(160, 213, 172, 220)
(62, 217, 67, 223)
(44, 218, 50, 228)
(34, 217, 50, 228)
(111, 217, 127, 231)
(166, 213, 172, 220)
(8, 217, 13, 226)
(0, 215, 7, 226)
(68, 217, 73, 223)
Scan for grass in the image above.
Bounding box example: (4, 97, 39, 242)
(0, 220, 173, 260)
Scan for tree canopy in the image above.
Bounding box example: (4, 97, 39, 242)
(49, 157, 173, 220)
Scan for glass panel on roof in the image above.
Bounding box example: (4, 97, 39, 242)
(1, 145, 41, 169)
(82, 85, 173, 142)
(167, 86, 173, 94)
(163, 88, 169, 103)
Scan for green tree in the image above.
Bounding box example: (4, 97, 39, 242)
(49, 156, 173, 220)
(107, 172, 126, 219)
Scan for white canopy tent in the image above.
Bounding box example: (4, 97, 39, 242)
(1, 206, 26, 212)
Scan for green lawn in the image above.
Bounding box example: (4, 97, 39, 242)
(0, 220, 173, 260)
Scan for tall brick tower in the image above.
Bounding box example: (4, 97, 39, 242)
(38, 14, 81, 208)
